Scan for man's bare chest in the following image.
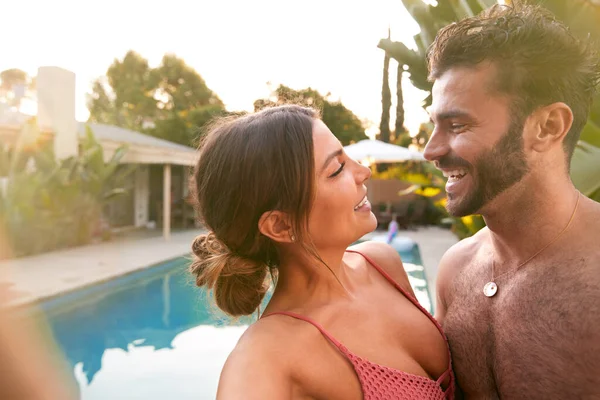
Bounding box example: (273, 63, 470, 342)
(443, 257, 595, 398)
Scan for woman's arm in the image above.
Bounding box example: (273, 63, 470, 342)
(217, 326, 292, 400)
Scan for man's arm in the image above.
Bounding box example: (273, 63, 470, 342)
(434, 241, 471, 325)
(555, 265, 600, 396)
(434, 255, 453, 325)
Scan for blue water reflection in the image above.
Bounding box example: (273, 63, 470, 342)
(44, 257, 251, 399)
(43, 238, 432, 400)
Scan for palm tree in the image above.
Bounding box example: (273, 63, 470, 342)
(395, 65, 407, 139)
(379, 28, 392, 143)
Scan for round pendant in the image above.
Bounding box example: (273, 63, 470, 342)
(483, 281, 498, 297)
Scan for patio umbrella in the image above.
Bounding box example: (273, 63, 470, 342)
(343, 139, 424, 164)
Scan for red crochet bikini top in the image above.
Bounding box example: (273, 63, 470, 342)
(262, 249, 454, 399)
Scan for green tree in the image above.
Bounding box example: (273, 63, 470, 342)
(395, 66, 407, 139)
(0, 120, 133, 257)
(254, 84, 368, 145)
(88, 51, 226, 146)
(378, 0, 498, 109)
(1, 69, 28, 94)
(380, 29, 392, 143)
(88, 51, 158, 131)
(0, 68, 35, 108)
(149, 54, 226, 145)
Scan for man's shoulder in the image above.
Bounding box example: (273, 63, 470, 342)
(581, 195, 600, 234)
(567, 195, 600, 273)
(440, 226, 488, 272)
(435, 227, 488, 304)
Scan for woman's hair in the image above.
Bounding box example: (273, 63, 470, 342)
(190, 105, 319, 316)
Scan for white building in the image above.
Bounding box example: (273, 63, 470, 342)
(0, 66, 198, 239)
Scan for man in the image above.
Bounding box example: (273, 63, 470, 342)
(424, 2, 600, 398)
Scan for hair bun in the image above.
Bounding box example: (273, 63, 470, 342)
(190, 232, 269, 316)
(192, 232, 228, 259)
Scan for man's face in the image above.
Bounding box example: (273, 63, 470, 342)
(424, 62, 530, 217)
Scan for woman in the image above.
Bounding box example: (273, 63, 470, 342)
(190, 105, 454, 399)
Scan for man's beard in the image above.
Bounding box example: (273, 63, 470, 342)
(442, 119, 530, 217)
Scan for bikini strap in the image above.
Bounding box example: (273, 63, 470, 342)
(345, 248, 455, 384)
(261, 311, 348, 353)
(345, 249, 416, 301)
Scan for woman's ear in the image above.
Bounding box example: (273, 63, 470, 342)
(258, 211, 294, 244)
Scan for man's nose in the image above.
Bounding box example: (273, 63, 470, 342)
(423, 129, 449, 162)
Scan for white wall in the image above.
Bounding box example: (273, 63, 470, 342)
(134, 165, 150, 227)
(37, 67, 77, 160)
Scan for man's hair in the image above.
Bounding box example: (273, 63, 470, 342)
(427, 2, 600, 161)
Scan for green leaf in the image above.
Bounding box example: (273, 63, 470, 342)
(449, 0, 475, 19)
(103, 188, 127, 201)
(398, 184, 421, 196)
(108, 145, 128, 167)
(570, 141, 600, 197)
(83, 126, 105, 171)
(580, 119, 600, 148)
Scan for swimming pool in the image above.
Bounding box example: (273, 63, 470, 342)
(40, 238, 432, 399)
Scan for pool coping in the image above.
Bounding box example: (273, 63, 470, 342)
(37, 256, 191, 318)
(1, 227, 458, 311)
(0, 230, 202, 310)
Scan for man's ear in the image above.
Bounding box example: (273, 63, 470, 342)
(258, 210, 294, 244)
(528, 102, 573, 153)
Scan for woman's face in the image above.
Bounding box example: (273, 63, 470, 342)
(307, 119, 377, 250)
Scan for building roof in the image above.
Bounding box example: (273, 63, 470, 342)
(79, 123, 197, 166)
(79, 123, 195, 154)
(0, 109, 197, 166)
(0, 108, 31, 126)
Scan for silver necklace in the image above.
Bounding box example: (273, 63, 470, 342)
(483, 192, 581, 297)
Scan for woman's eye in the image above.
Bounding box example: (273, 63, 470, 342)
(329, 162, 345, 178)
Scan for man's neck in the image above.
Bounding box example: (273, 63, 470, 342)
(481, 176, 579, 265)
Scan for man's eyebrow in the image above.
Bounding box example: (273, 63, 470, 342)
(321, 148, 343, 173)
(430, 109, 473, 123)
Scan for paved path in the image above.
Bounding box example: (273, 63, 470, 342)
(0, 227, 458, 308)
(0, 230, 201, 308)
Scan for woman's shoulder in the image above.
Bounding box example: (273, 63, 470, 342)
(226, 315, 298, 365)
(217, 317, 294, 398)
(346, 241, 414, 295)
(217, 313, 330, 398)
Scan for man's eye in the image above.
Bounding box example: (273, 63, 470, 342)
(451, 123, 467, 132)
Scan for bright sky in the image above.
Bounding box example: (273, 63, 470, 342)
(2, 0, 431, 136)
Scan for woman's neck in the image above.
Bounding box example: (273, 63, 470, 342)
(265, 247, 357, 313)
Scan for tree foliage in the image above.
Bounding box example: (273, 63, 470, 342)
(88, 51, 226, 146)
(0, 68, 35, 108)
(0, 120, 133, 258)
(254, 84, 368, 145)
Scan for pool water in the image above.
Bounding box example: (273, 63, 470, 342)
(42, 257, 249, 400)
(41, 240, 432, 400)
